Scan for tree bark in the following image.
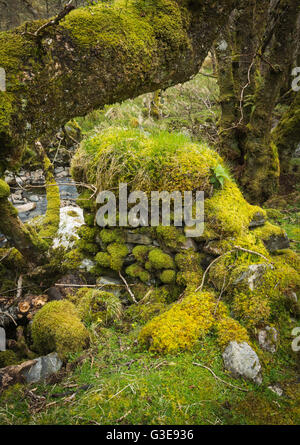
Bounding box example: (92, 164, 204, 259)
(0, 0, 237, 173)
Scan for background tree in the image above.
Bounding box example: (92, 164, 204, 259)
(214, 0, 300, 202)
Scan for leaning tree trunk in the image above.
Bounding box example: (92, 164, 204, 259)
(0, 0, 237, 262)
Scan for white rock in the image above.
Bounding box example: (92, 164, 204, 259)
(234, 263, 271, 291)
(15, 202, 36, 213)
(0, 327, 6, 351)
(268, 385, 283, 396)
(22, 352, 63, 383)
(53, 206, 84, 249)
(258, 326, 278, 353)
(223, 341, 262, 384)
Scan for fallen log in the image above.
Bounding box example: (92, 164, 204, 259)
(0, 359, 37, 392)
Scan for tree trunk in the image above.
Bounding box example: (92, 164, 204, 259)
(0, 0, 237, 174)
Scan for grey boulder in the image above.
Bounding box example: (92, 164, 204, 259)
(22, 352, 63, 383)
(258, 326, 278, 353)
(223, 341, 262, 384)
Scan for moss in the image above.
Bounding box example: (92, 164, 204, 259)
(132, 245, 151, 263)
(99, 228, 124, 244)
(65, 248, 84, 270)
(83, 211, 95, 227)
(38, 156, 60, 246)
(126, 263, 150, 283)
(216, 317, 250, 349)
(175, 251, 203, 290)
(0, 179, 10, 198)
(160, 269, 176, 284)
(76, 189, 95, 211)
(107, 242, 129, 271)
(68, 288, 122, 326)
(31, 300, 89, 358)
(155, 225, 185, 249)
(77, 239, 99, 255)
(205, 181, 266, 237)
(148, 248, 174, 270)
(95, 251, 111, 269)
(139, 291, 215, 354)
(252, 221, 286, 240)
(0, 247, 25, 270)
(125, 287, 168, 324)
(77, 226, 97, 242)
(0, 350, 19, 368)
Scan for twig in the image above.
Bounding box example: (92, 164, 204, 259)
(233, 245, 273, 265)
(193, 363, 248, 392)
(0, 311, 17, 326)
(195, 250, 234, 293)
(23, 0, 75, 39)
(54, 283, 105, 289)
(107, 384, 131, 401)
(16, 275, 23, 300)
(116, 410, 132, 423)
(119, 272, 138, 304)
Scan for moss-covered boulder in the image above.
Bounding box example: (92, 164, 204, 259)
(31, 301, 89, 358)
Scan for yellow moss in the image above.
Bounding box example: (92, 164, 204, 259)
(252, 221, 286, 240)
(139, 291, 215, 354)
(31, 300, 89, 358)
(216, 317, 250, 349)
(205, 182, 266, 237)
(232, 291, 271, 329)
(155, 225, 186, 249)
(175, 251, 203, 290)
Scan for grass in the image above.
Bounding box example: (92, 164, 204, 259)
(0, 327, 299, 425)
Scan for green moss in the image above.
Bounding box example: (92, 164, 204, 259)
(107, 242, 129, 271)
(77, 239, 99, 255)
(0, 350, 18, 368)
(68, 288, 122, 326)
(175, 251, 203, 290)
(78, 226, 97, 242)
(125, 287, 168, 324)
(95, 251, 111, 269)
(38, 156, 60, 246)
(64, 248, 84, 270)
(0, 179, 10, 198)
(125, 263, 150, 283)
(160, 269, 176, 284)
(132, 245, 151, 263)
(148, 248, 174, 270)
(155, 225, 185, 249)
(99, 228, 124, 244)
(31, 301, 89, 358)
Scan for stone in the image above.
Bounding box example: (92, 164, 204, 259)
(28, 194, 39, 202)
(0, 327, 6, 351)
(96, 276, 123, 297)
(223, 341, 262, 384)
(234, 263, 271, 291)
(22, 352, 63, 383)
(15, 202, 36, 213)
(180, 237, 197, 251)
(249, 212, 266, 228)
(125, 232, 152, 245)
(52, 206, 84, 249)
(263, 232, 290, 253)
(258, 326, 278, 353)
(268, 385, 283, 396)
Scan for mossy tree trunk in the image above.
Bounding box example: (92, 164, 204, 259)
(0, 0, 238, 263)
(215, 0, 300, 203)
